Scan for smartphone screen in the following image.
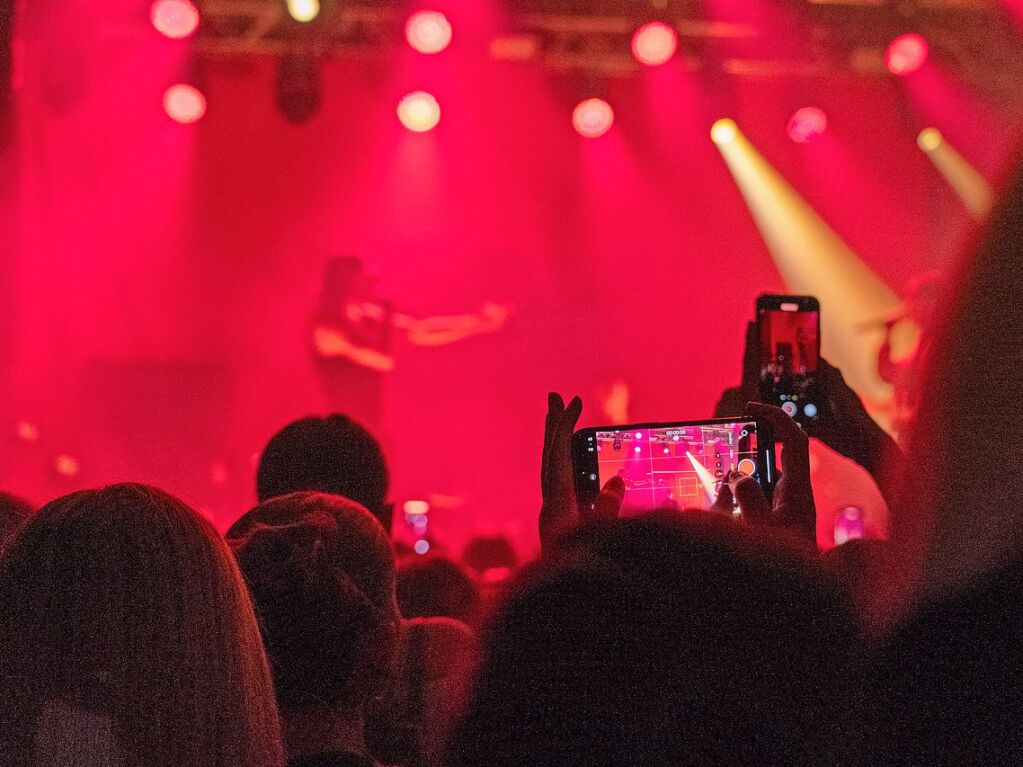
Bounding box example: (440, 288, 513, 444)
(757, 295, 821, 423)
(573, 419, 774, 516)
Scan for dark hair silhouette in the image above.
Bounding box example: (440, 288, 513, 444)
(256, 415, 391, 531)
(0, 483, 284, 767)
(0, 491, 33, 547)
(397, 556, 481, 626)
(449, 512, 858, 767)
(865, 162, 1023, 765)
(229, 491, 399, 710)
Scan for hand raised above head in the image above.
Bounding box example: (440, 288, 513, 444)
(539, 393, 624, 554)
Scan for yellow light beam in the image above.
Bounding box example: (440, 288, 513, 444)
(686, 451, 720, 506)
(711, 118, 900, 403)
(918, 128, 994, 221)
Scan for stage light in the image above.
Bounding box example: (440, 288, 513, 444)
(572, 98, 614, 138)
(151, 0, 200, 39)
(286, 0, 320, 23)
(414, 539, 431, 555)
(634, 446, 642, 453)
(710, 118, 738, 145)
(163, 83, 206, 123)
(403, 499, 430, 515)
(15, 420, 40, 442)
(917, 128, 993, 220)
(917, 127, 943, 152)
(712, 120, 903, 406)
(631, 21, 677, 67)
(397, 91, 441, 132)
(886, 33, 928, 76)
(787, 107, 827, 143)
(406, 10, 452, 54)
(54, 454, 80, 478)
(634, 432, 643, 439)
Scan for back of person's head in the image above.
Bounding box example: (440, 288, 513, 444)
(256, 415, 391, 531)
(0, 491, 33, 548)
(228, 491, 399, 713)
(0, 483, 284, 767)
(893, 159, 1023, 608)
(821, 538, 896, 640)
(397, 555, 481, 627)
(448, 512, 858, 767)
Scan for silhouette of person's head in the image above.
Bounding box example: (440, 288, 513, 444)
(228, 491, 399, 720)
(0, 483, 284, 767)
(0, 491, 33, 548)
(449, 512, 857, 767)
(397, 556, 481, 627)
(256, 414, 392, 533)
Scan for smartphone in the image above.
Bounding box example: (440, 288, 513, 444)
(572, 418, 775, 517)
(756, 294, 821, 424)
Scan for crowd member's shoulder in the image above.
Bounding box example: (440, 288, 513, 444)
(868, 554, 1023, 766)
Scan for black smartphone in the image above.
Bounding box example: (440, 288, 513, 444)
(572, 418, 775, 517)
(756, 294, 821, 425)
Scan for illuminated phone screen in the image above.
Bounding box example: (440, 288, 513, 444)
(576, 420, 769, 516)
(758, 302, 821, 421)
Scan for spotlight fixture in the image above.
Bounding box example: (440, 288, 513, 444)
(163, 83, 206, 123)
(885, 33, 928, 75)
(631, 21, 677, 67)
(572, 98, 614, 138)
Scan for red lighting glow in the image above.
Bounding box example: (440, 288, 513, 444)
(885, 33, 928, 76)
(163, 84, 206, 124)
(572, 98, 614, 138)
(405, 10, 452, 54)
(631, 22, 678, 67)
(150, 0, 200, 39)
(397, 91, 441, 132)
(787, 107, 827, 143)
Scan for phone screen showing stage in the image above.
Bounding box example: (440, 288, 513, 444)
(578, 421, 766, 515)
(758, 303, 820, 421)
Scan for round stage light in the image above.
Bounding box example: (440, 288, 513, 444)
(886, 33, 928, 76)
(403, 499, 430, 516)
(286, 0, 320, 23)
(710, 118, 738, 145)
(54, 454, 80, 478)
(917, 127, 943, 152)
(414, 539, 431, 555)
(631, 21, 677, 67)
(151, 0, 200, 39)
(397, 91, 441, 132)
(163, 83, 206, 123)
(406, 10, 452, 54)
(572, 98, 614, 138)
(787, 107, 827, 143)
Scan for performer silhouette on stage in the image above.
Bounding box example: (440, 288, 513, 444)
(311, 256, 508, 431)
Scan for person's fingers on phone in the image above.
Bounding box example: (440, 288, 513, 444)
(541, 392, 565, 489)
(730, 472, 772, 524)
(745, 401, 810, 477)
(591, 476, 626, 522)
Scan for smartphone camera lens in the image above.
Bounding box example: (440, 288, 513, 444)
(804, 403, 818, 418)
(589, 473, 597, 482)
